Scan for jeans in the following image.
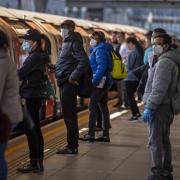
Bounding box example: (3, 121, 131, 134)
(148, 104, 174, 176)
(25, 98, 44, 160)
(125, 81, 140, 116)
(88, 85, 110, 137)
(0, 143, 7, 180)
(60, 82, 79, 149)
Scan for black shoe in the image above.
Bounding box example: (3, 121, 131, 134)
(17, 162, 43, 173)
(136, 113, 141, 118)
(146, 174, 164, 180)
(56, 146, 78, 154)
(163, 174, 173, 180)
(128, 116, 138, 121)
(79, 134, 95, 142)
(95, 135, 110, 142)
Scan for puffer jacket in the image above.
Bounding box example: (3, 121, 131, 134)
(89, 42, 113, 86)
(0, 49, 22, 123)
(18, 48, 49, 98)
(55, 32, 89, 86)
(143, 49, 180, 110)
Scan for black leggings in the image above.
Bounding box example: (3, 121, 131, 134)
(25, 98, 44, 160)
(125, 81, 140, 116)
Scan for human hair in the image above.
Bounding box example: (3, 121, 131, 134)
(155, 33, 172, 50)
(118, 31, 125, 37)
(0, 31, 8, 49)
(41, 34, 51, 55)
(126, 37, 144, 58)
(91, 31, 106, 42)
(153, 28, 166, 34)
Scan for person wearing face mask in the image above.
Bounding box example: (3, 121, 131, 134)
(17, 29, 49, 173)
(79, 31, 113, 142)
(142, 34, 180, 180)
(55, 20, 89, 154)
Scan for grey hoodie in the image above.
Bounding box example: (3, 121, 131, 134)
(143, 49, 180, 110)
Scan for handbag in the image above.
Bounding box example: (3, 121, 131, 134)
(0, 109, 11, 142)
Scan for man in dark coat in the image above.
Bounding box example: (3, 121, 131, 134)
(55, 20, 89, 154)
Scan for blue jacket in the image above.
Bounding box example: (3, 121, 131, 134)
(89, 42, 113, 86)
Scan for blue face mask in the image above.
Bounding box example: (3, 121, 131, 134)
(21, 41, 32, 52)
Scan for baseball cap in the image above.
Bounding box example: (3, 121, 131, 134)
(23, 29, 41, 41)
(60, 20, 75, 29)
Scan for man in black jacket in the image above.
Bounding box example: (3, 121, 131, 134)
(55, 20, 89, 154)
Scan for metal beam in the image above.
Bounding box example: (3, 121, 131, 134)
(67, 0, 180, 9)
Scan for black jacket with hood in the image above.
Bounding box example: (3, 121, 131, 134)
(55, 32, 89, 86)
(18, 48, 49, 98)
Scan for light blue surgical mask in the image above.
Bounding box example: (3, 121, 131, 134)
(21, 41, 32, 53)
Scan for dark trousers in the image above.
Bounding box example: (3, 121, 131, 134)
(26, 98, 44, 160)
(96, 106, 102, 128)
(60, 82, 79, 149)
(125, 81, 140, 116)
(148, 105, 173, 176)
(88, 86, 110, 137)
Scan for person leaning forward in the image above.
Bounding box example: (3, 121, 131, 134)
(55, 20, 89, 154)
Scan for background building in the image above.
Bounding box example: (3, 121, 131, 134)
(1, 0, 180, 37)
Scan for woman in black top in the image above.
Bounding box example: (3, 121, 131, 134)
(17, 29, 49, 173)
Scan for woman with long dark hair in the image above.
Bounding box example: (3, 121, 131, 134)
(125, 36, 144, 121)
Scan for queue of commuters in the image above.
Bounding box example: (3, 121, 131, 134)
(0, 18, 179, 180)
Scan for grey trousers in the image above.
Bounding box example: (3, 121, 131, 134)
(148, 104, 174, 176)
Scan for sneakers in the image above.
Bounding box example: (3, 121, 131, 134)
(79, 134, 95, 142)
(128, 116, 138, 121)
(146, 175, 164, 180)
(163, 174, 173, 180)
(56, 146, 78, 154)
(17, 160, 44, 173)
(95, 135, 110, 142)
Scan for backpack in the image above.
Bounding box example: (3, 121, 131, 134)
(110, 50, 127, 80)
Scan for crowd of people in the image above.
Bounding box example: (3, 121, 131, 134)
(0, 19, 180, 180)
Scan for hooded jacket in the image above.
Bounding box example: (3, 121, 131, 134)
(89, 42, 113, 86)
(18, 48, 49, 98)
(55, 32, 89, 86)
(143, 49, 180, 110)
(0, 49, 22, 123)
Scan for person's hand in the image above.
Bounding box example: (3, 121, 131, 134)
(142, 108, 154, 123)
(68, 79, 79, 85)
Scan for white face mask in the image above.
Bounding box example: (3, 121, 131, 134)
(60, 28, 69, 39)
(153, 45, 163, 56)
(90, 39, 97, 47)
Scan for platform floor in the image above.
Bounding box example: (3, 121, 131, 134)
(15, 108, 180, 180)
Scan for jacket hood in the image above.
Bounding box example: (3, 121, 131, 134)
(65, 32, 83, 44)
(93, 42, 113, 52)
(159, 48, 180, 66)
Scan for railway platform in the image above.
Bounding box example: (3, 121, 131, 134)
(8, 106, 180, 180)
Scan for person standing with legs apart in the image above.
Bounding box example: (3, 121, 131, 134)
(17, 29, 49, 173)
(55, 20, 89, 154)
(0, 31, 22, 179)
(79, 31, 112, 142)
(142, 34, 178, 180)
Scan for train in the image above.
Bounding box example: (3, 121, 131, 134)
(0, 6, 147, 127)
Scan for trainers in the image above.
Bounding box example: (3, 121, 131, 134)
(95, 135, 110, 142)
(79, 134, 95, 142)
(128, 116, 138, 121)
(17, 164, 42, 173)
(56, 146, 78, 154)
(163, 174, 173, 180)
(146, 174, 164, 180)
